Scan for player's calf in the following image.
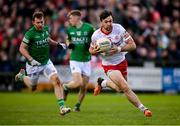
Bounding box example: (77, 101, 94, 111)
(63, 85, 69, 101)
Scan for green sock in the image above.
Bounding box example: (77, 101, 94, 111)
(75, 102, 80, 108)
(18, 71, 25, 81)
(64, 85, 69, 91)
(58, 99, 65, 108)
(19, 74, 25, 81)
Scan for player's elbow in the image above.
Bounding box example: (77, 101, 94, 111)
(129, 38, 136, 51)
(19, 44, 26, 55)
(132, 42, 136, 50)
(19, 46, 23, 54)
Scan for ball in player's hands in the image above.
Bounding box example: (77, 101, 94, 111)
(96, 37, 112, 53)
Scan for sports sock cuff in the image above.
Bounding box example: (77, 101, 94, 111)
(138, 104, 147, 112)
(101, 80, 107, 88)
(58, 99, 65, 108)
(64, 85, 69, 91)
(75, 103, 80, 108)
(19, 74, 25, 81)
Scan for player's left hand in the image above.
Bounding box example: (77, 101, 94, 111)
(57, 42, 67, 50)
(93, 44, 101, 53)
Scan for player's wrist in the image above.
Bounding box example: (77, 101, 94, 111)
(28, 58, 33, 62)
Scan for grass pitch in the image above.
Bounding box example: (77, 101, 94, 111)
(0, 92, 180, 125)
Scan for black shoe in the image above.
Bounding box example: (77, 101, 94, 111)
(73, 107, 80, 112)
(63, 86, 69, 101)
(97, 77, 104, 87)
(60, 106, 71, 116)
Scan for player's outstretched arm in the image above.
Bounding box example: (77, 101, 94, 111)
(19, 43, 41, 66)
(48, 37, 59, 45)
(48, 37, 67, 49)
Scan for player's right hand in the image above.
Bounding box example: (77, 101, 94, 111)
(30, 59, 41, 66)
(90, 44, 101, 55)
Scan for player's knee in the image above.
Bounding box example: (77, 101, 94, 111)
(80, 83, 86, 90)
(121, 84, 130, 93)
(50, 74, 61, 86)
(74, 80, 83, 87)
(80, 85, 86, 93)
(29, 81, 36, 87)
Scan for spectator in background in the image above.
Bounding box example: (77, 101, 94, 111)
(0, 0, 179, 65)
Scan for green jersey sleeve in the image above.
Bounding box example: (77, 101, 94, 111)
(22, 31, 32, 44)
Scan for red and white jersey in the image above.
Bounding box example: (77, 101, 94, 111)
(91, 23, 128, 65)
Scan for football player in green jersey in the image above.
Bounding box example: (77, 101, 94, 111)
(63, 10, 95, 112)
(15, 10, 70, 116)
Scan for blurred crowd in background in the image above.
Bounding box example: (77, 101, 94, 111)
(0, 0, 180, 69)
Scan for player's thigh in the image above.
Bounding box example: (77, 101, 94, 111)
(26, 63, 41, 86)
(107, 70, 128, 89)
(82, 74, 89, 86)
(72, 72, 83, 85)
(70, 61, 82, 75)
(43, 60, 58, 80)
(123, 75, 127, 81)
(70, 61, 83, 84)
(82, 61, 91, 77)
(27, 73, 40, 86)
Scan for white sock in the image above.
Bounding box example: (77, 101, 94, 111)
(101, 80, 107, 88)
(138, 104, 148, 112)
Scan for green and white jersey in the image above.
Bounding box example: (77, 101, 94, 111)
(66, 22, 95, 62)
(22, 25, 49, 65)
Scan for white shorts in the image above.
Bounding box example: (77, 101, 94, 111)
(70, 61, 91, 77)
(26, 60, 57, 86)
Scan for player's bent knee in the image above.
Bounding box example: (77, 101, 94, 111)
(74, 80, 83, 87)
(80, 84, 86, 90)
(50, 74, 61, 86)
(80, 85, 86, 93)
(121, 85, 130, 93)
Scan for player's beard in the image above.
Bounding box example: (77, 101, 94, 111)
(38, 25, 43, 30)
(36, 25, 44, 31)
(106, 25, 112, 32)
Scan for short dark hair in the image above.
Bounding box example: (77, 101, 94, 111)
(67, 10, 81, 18)
(99, 10, 112, 21)
(32, 9, 44, 21)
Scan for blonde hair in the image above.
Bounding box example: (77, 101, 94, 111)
(67, 10, 81, 18)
